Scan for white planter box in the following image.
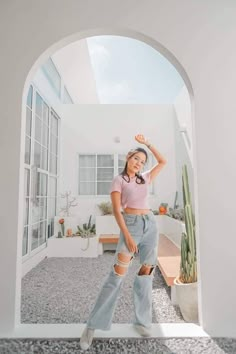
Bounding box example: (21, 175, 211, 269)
(47, 236, 99, 257)
(156, 215, 185, 249)
(96, 215, 120, 236)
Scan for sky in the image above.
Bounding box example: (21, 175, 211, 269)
(87, 36, 185, 104)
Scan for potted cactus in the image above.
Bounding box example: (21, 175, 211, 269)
(174, 165, 198, 323)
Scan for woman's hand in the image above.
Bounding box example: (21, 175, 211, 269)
(135, 134, 149, 146)
(125, 234, 138, 253)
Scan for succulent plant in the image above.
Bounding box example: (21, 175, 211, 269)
(179, 165, 197, 283)
(76, 215, 96, 238)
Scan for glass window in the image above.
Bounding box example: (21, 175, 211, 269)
(24, 169, 30, 197)
(79, 168, 96, 181)
(79, 155, 96, 168)
(22, 226, 28, 256)
(41, 147, 48, 171)
(43, 103, 49, 126)
(49, 154, 57, 175)
(97, 155, 114, 167)
(79, 182, 95, 195)
(97, 168, 114, 181)
(35, 116, 42, 143)
(50, 134, 57, 155)
(27, 86, 33, 108)
(34, 142, 41, 168)
(39, 221, 46, 246)
(24, 136, 31, 164)
(31, 223, 39, 251)
(26, 107, 32, 136)
(36, 92, 43, 118)
(51, 114, 58, 136)
(42, 124, 48, 147)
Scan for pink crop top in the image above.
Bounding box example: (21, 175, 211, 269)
(110, 171, 151, 209)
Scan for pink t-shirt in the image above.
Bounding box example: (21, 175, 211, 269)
(110, 171, 151, 209)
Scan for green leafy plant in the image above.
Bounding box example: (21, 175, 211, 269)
(179, 165, 197, 283)
(76, 215, 96, 238)
(97, 201, 113, 215)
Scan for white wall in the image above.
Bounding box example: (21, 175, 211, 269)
(52, 39, 99, 103)
(56, 104, 177, 223)
(1, 0, 236, 337)
(174, 86, 193, 165)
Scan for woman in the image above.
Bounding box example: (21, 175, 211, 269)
(80, 134, 167, 350)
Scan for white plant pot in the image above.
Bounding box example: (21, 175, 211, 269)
(174, 278, 199, 323)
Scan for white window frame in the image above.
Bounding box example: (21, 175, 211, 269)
(78, 153, 154, 196)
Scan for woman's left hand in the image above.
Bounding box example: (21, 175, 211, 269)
(135, 134, 149, 145)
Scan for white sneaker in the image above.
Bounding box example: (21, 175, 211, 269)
(80, 326, 95, 350)
(134, 324, 152, 337)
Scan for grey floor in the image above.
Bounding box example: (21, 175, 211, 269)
(21, 252, 183, 324)
(1, 254, 234, 353)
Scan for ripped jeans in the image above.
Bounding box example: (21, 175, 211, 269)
(86, 211, 159, 330)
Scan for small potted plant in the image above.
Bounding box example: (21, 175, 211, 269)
(174, 165, 198, 323)
(75, 215, 96, 251)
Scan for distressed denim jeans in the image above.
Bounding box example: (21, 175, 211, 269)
(86, 211, 159, 330)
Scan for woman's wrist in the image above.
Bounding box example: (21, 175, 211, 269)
(146, 142, 152, 149)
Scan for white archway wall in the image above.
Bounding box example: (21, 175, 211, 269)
(0, 0, 236, 337)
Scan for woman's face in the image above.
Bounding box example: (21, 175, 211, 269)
(127, 152, 147, 175)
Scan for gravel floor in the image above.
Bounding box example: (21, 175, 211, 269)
(21, 252, 184, 324)
(1, 338, 236, 354)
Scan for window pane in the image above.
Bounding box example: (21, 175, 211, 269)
(39, 198, 47, 221)
(97, 168, 114, 181)
(34, 142, 41, 168)
(51, 115, 58, 136)
(24, 198, 29, 225)
(31, 223, 39, 250)
(118, 167, 124, 174)
(36, 93, 43, 117)
(43, 103, 49, 125)
(79, 168, 96, 181)
(50, 154, 57, 174)
(32, 199, 40, 223)
(41, 147, 48, 171)
(22, 226, 28, 256)
(26, 107, 32, 136)
(79, 155, 95, 167)
(24, 169, 30, 197)
(39, 221, 46, 246)
(97, 182, 112, 195)
(24, 136, 31, 164)
(48, 197, 56, 218)
(27, 86, 33, 108)
(118, 154, 126, 167)
(48, 218, 54, 238)
(79, 182, 95, 195)
(50, 134, 57, 154)
(42, 124, 48, 147)
(97, 155, 113, 167)
(40, 174, 47, 196)
(49, 177, 57, 197)
(35, 116, 42, 143)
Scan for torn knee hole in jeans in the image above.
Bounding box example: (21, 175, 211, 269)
(138, 264, 155, 276)
(113, 253, 133, 276)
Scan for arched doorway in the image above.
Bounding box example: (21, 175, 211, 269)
(19, 31, 201, 338)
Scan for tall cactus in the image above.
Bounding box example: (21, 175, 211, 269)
(179, 165, 197, 283)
